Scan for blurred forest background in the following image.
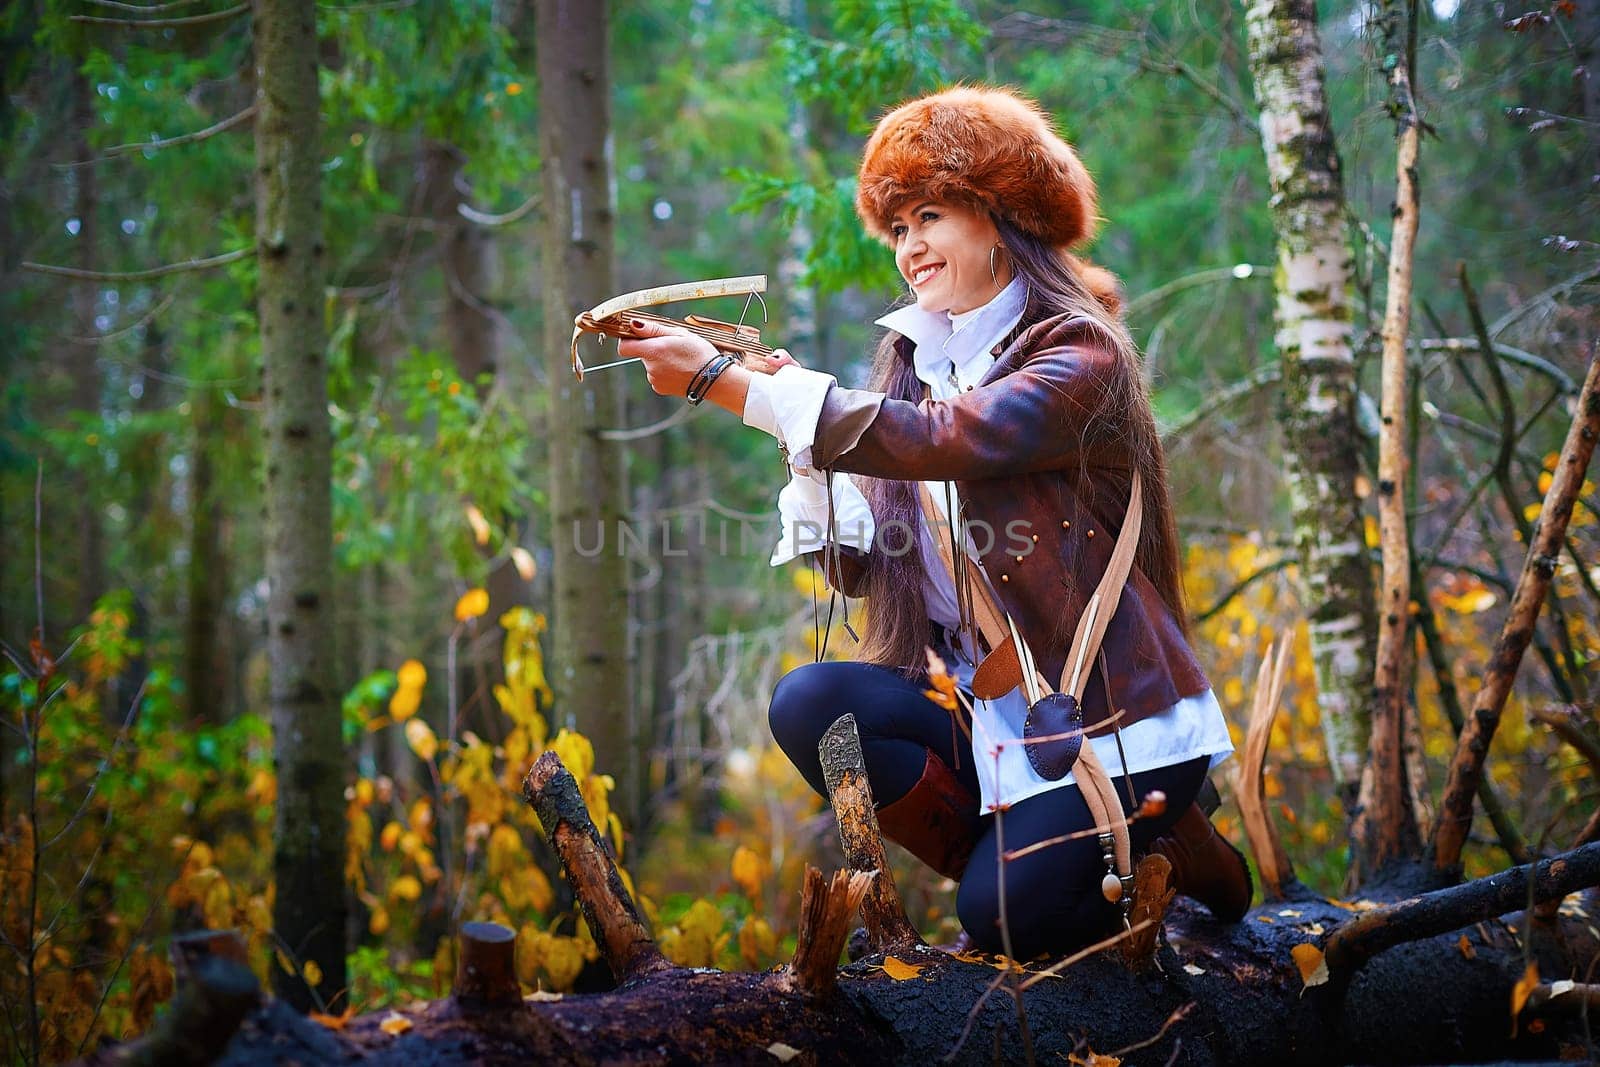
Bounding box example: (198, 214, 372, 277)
(2, 0, 1597, 1061)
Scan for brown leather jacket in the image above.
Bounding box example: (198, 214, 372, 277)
(810, 313, 1209, 733)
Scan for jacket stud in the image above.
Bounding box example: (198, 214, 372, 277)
(1061, 520, 1071, 529)
(1031, 534, 1039, 542)
(1087, 529, 1095, 538)
(1014, 554, 1024, 564)
(1000, 574, 1010, 583)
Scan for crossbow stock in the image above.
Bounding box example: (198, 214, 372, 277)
(570, 274, 789, 380)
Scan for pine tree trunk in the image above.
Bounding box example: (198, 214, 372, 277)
(533, 0, 634, 789)
(1239, 0, 1379, 803)
(254, 0, 347, 1012)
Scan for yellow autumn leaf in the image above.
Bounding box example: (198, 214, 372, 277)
(379, 1012, 413, 1036)
(368, 905, 390, 936)
(391, 874, 422, 902)
(1524, 501, 1542, 523)
(882, 955, 924, 980)
(310, 1007, 354, 1030)
(660, 899, 725, 968)
(1457, 933, 1475, 960)
(1290, 943, 1327, 987)
(302, 959, 323, 987)
(465, 504, 491, 546)
(354, 778, 374, 806)
(455, 587, 490, 622)
(540, 934, 586, 991)
(510, 545, 536, 580)
(731, 845, 765, 900)
(1067, 1053, 1121, 1067)
(405, 718, 438, 762)
(739, 916, 778, 968)
(550, 728, 595, 781)
(1364, 514, 1379, 549)
(505, 81, 523, 96)
(1511, 961, 1540, 1027)
(388, 684, 421, 722)
(397, 658, 427, 691)
(379, 821, 402, 852)
(1439, 587, 1497, 615)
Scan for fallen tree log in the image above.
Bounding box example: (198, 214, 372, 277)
(80, 754, 1600, 1066)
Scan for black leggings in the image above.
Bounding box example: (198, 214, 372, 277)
(769, 660, 1208, 958)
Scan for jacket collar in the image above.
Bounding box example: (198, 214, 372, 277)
(875, 278, 1028, 390)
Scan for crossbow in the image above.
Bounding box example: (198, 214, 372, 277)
(569, 274, 789, 380)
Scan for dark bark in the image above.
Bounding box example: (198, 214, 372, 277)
(254, 0, 347, 1010)
(83, 894, 1600, 1067)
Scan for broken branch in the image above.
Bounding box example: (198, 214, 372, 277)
(1325, 841, 1600, 978)
(818, 714, 922, 951)
(1430, 349, 1600, 875)
(521, 751, 670, 983)
(782, 866, 875, 998)
(1231, 635, 1297, 899)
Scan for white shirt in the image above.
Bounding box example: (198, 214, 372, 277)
(744, 279, 1232, 811)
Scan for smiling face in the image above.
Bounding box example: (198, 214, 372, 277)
(891, 199, 1010, 315)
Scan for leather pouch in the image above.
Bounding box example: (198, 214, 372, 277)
(1023, 691, 1083, 780)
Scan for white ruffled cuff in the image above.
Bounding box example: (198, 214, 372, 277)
(769, 470, 876, 567)
(742, 365, 835, 474)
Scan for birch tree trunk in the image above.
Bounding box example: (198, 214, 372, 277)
(1239, 0, 1377, 800)
(534, 0, 634, 792)
(254, 0, 347, 1010)
(1351, 0, 1425, 882)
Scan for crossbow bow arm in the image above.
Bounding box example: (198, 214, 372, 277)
(570, 275, 777, 380)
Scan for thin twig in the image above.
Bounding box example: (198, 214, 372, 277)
(1126, 264, 1271, 318)
(1108, 1002, 1194, 1058)
(63, 294, 177, 346)
(1195, 557, 1293, 624)
(1487, 262, 1600, 341)
(22, 246, 253, 282)
(58, 104, 256, 168)
(71, 2, 248, 27)
(457, 193, 539, 227)
(1162, 364, 1281, 442)
(86, 0, 201, 11)
(1016, 921, 1149, 990)
(942, 969, 1009, 1064)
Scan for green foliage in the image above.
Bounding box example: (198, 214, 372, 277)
(330, 348, 531, 575)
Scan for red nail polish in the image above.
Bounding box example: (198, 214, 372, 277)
(630, 318, 645, 329)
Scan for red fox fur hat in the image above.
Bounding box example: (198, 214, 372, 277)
(855, 85, 1123, 313)
(855, 85, 1099, 250)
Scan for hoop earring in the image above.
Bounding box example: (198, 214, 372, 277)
(990, 242, 1005, 290)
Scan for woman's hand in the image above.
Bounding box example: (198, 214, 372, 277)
(762, 348, 801, 373)
(618, 319, 718, 398)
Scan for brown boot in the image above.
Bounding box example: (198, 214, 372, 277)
(874, 750, 982, 881)
(1147, 802, 1252, 922)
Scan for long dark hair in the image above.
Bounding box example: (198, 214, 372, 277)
(849, 216, 1188, 677)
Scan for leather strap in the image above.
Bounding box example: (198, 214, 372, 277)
(915, 474, 1144, 886)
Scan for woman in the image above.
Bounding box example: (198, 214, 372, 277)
(622, 85, 1248, 957)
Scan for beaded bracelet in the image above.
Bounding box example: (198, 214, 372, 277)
(685, 353, 736, 406)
